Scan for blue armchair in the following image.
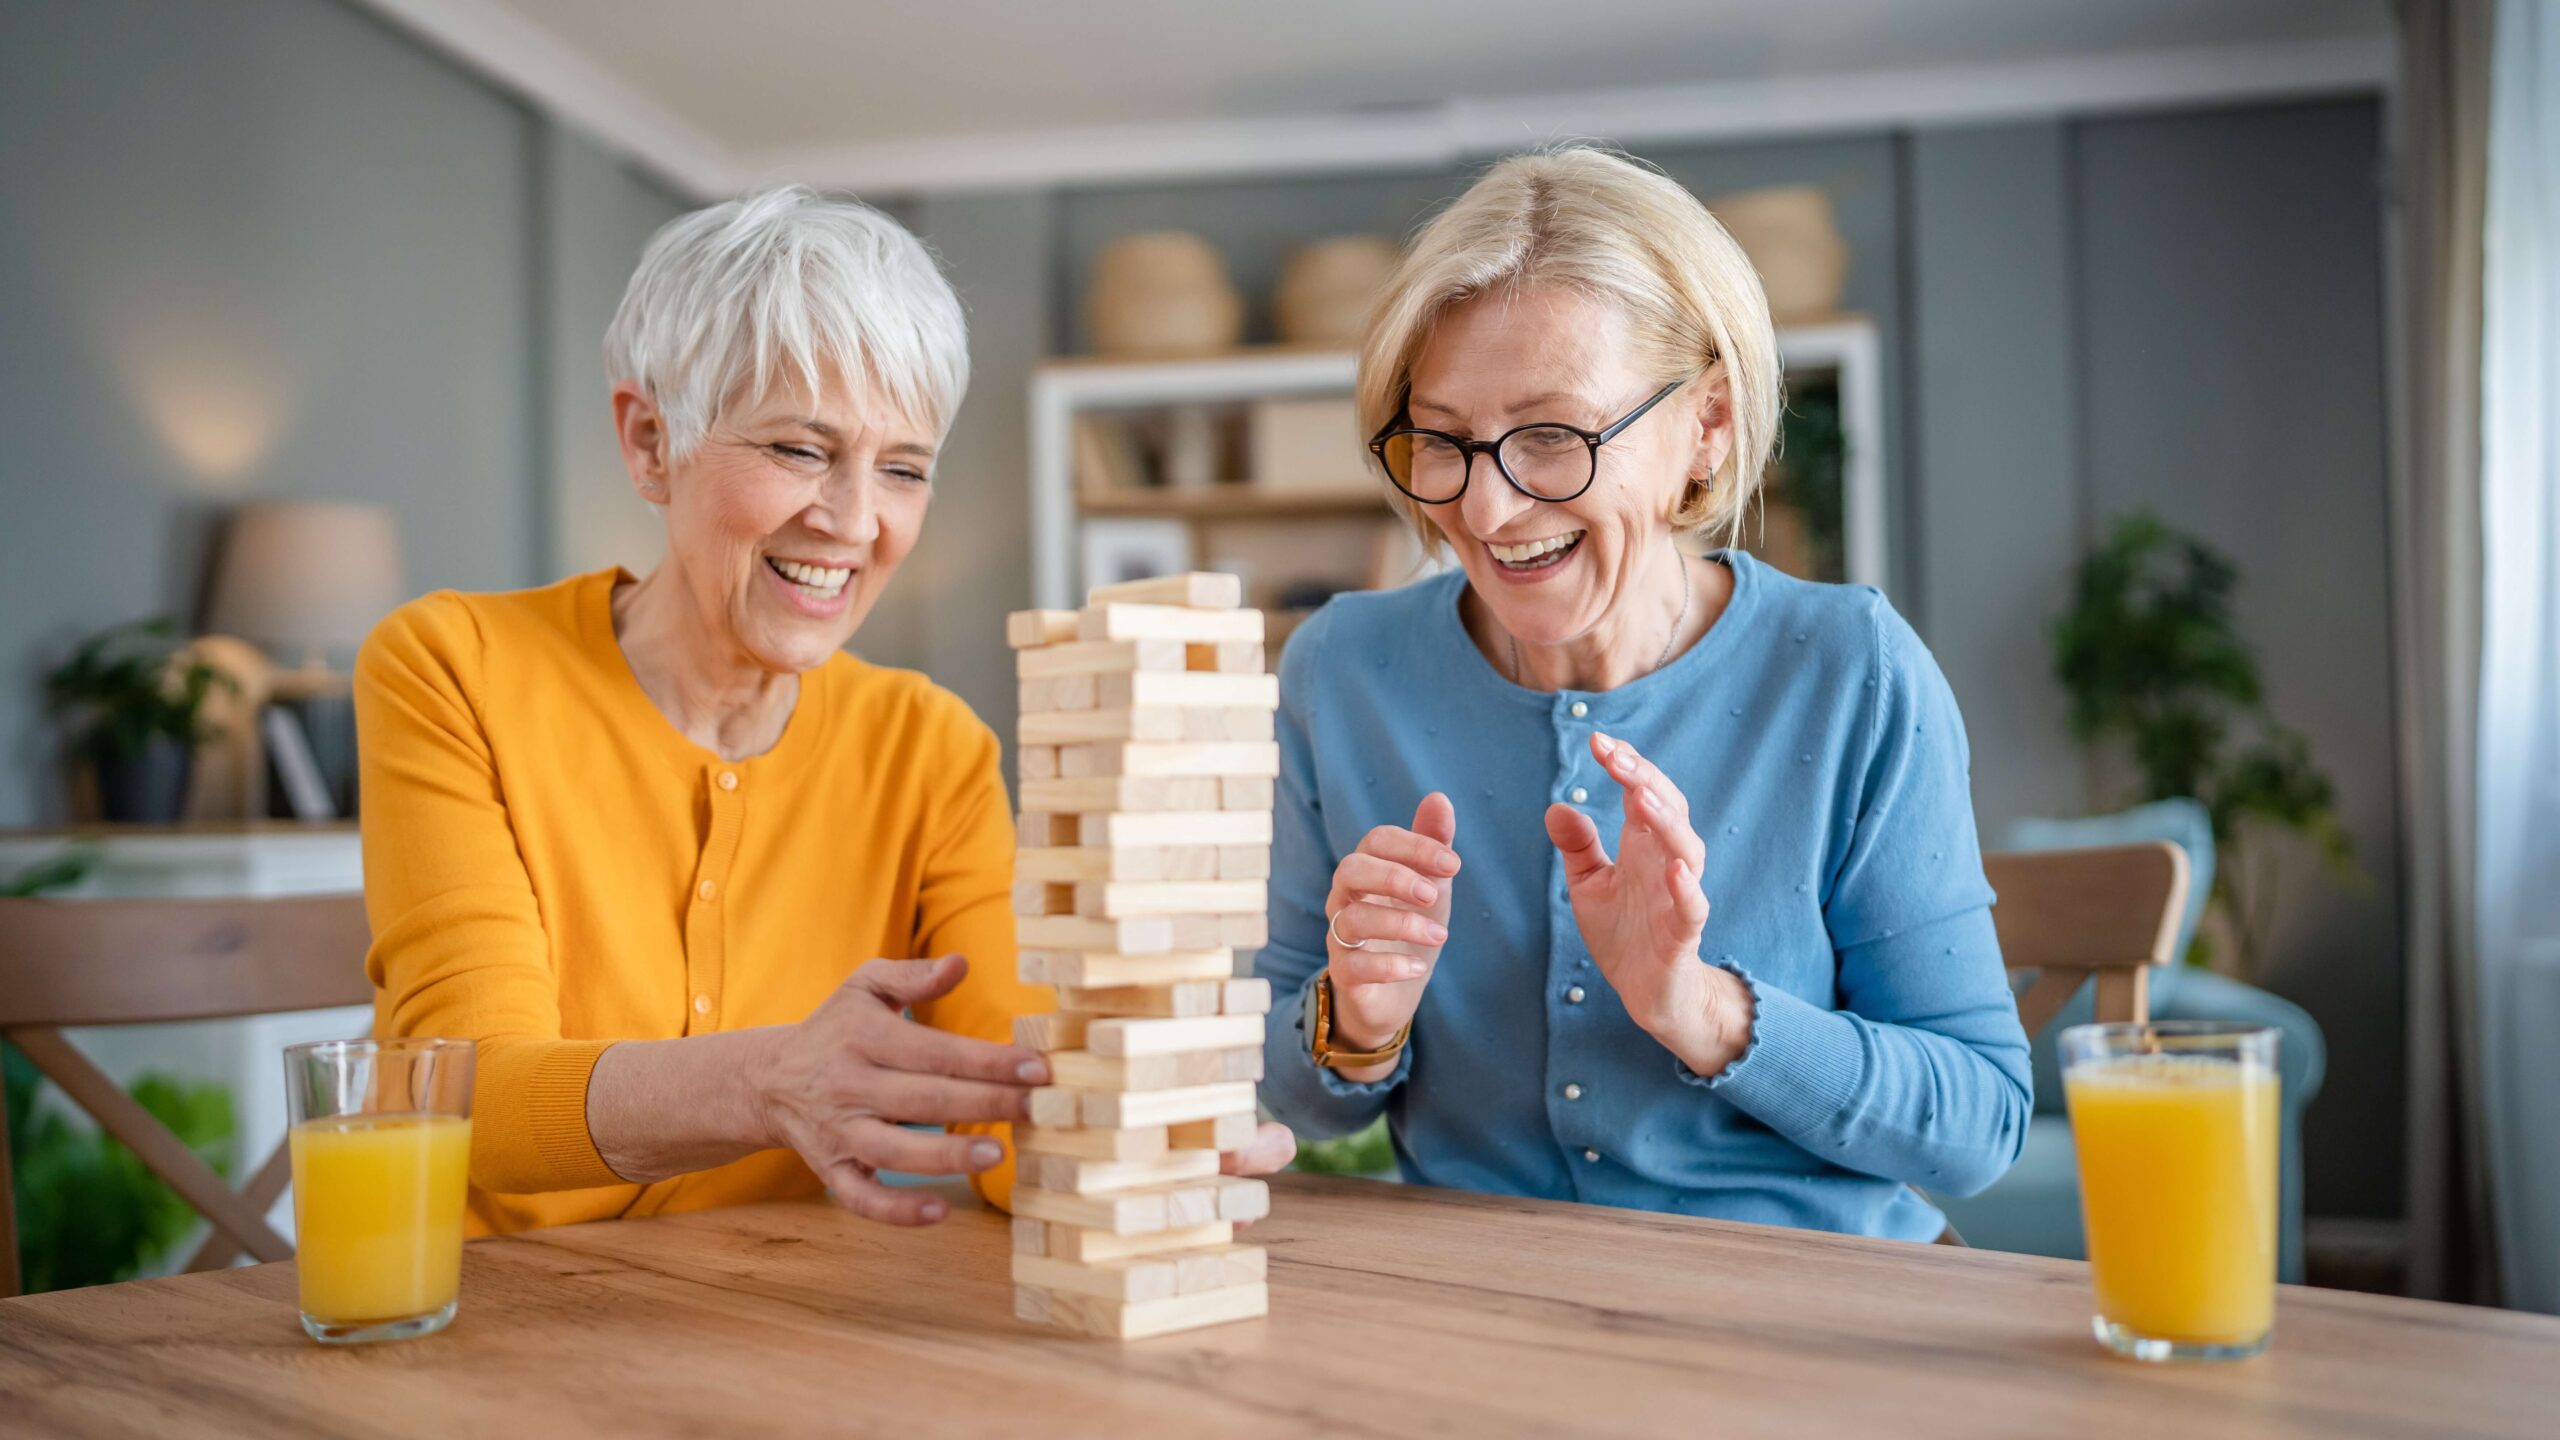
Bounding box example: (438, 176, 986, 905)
(1932, 799, 2327, 1282)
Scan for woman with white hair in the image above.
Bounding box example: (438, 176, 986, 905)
(358, 186, 1291, 1236)
(1258, 147, 2028, 1241)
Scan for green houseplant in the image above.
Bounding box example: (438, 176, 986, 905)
(2054, 512, 2360, 973)
(43, 617, 232, 822)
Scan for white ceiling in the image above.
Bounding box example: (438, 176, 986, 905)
(357, 0, 2395, 196)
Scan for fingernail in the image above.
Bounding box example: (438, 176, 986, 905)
(1594, 734, 1616, 756)
(1434, 852, 1459, 875)
(969, 1140, 1003, 1167)
(1413, 882, 1438, 904)
(1401, 960, 1430, 979)
(1017, 1059, 1049, 1083)
(1425, 923, 1448, 943)
(919, 1199, 947, 1222)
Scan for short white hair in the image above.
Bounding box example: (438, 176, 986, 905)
(604, 185, 969, 459)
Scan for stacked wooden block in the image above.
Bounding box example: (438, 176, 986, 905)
(1006, 571, 1280, 1340)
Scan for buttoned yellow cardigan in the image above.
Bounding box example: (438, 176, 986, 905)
(355, 569, 1043, 1235)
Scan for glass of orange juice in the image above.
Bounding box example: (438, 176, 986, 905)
(282, 1037, 475, 1344)
(2061, 1021, 2280, 1363)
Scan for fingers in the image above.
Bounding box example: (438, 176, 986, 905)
(1410, 792, 1457, 848)
(821, 1162, 950, 1227)
(1220, 1121, 1297, 1177)
(1330, 852, 1442, 910)
(1545, 802, 1611, 885)
(862, 1069, 1036, 1126)
(836, 1116, 1009, 1177)
(1355, 823, 1460, 881)
(852, 954, 969, 1011)
(1328, 899, 1446, 955)
(1666, 855, 1713, 930)
(1331, 946, 1433, 985)
(869, 1016, 1050, 1086)
(1593, 733, 1705, 869)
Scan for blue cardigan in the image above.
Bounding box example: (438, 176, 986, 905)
(1256, 552, 2032, 1241)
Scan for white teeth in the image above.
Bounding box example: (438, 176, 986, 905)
(768, 557, 851, 596)
(1488, 531, 1584, 564)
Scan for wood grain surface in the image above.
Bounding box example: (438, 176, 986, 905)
(2, 1174, 2553, 1438)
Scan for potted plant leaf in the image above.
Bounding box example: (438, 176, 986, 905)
(43, 617, 234, 823)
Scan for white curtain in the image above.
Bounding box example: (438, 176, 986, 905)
(2475, 0, 2560, 1316)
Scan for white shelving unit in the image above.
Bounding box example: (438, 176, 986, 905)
(1027, 317, 1888, 609)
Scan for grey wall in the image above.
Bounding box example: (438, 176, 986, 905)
(0, 0, 685, 825)
(2072, 100, 2397, 1218)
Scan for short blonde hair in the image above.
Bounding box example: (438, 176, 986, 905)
(605, 185, 969, 460)
(1356, 146, 1781, 552)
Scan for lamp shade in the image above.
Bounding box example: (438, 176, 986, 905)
(206, 501, 407, 663)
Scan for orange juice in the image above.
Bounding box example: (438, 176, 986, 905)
(2066, 1055, 2279, 1348)
(289, 1113, 471, 1324)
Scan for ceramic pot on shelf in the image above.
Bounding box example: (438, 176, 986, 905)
(1704, 185, 1849, 322)
(1087, 232, 1245, 358)
(1274, 235, 1399, 349)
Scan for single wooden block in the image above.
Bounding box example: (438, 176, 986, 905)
(1077, 603, 1265, 645)
(1017, 845, 1220, 884)
(1046, 1046, 1262, 1091)
(1186, 707, 1275, 741)
(1017, 810, 1079, 847)
(1080, 1080, 1257, 1130)
(1095, 671, 1280, 711)
(1222, 978, 1273, 1015)
(1015, 914, 1177, 955)
(1075, 880, 1266, 920)
(1011, 1182, 1175, 1236)
(1027, 1087, 1084, 1126)
(1167, 1111, 1260, 1153)
(1219, 913, 1268, 950)
(1020, 744, 1060, 780)
(1018, 949, 1234, 988)
(1019, 776, 1224, 815)
(1188, 641, 1265, 674)
(1088, 1013, 1266, 1057)
(1018, 674, 1100, 713)
(1010, 1243, 1263, 1305)
(1014, 1124, 1170, 1164)
(1016, 639, 1187, 680)
(1085, 571, 1243, 610)
(1011, 1215, 1048, 1257)
(1221, 777, 1275, 811)
(1010, 880, 1075, 917)
(1019, 706, 1275, 745)
(1024, 1146, 1220, 1196)
(1006, 609, 1081, 649)
(1013, 1012, 1091, 1052)
(1216, 1176, 1271, 1223)
(1217, 845, 1271, 880)
(1039, 1219, 1232, 1264)
(1014, 1279, 1268, 1341)
(1079, 810, 1272, 848)
(1165, 1182, 1220, 1229)
(1054, 979, 1225, 1018)
(1057, 741, 1280, 780)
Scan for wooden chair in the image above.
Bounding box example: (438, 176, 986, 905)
(0, 895, 374, 1297)
(1984, 841, 2193, 1032)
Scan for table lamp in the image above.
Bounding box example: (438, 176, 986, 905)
(205, 501, 407, 674)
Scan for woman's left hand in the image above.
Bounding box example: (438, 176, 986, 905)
(1544, 731, 1754, 1078)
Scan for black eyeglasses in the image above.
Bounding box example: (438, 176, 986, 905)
(1368, 378, 1687, 505)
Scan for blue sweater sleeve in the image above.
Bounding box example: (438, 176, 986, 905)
(1257, 605, 1411, 1140)
(1687, 602, 2033, 1195)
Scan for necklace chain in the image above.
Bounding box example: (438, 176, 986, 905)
(1506, 548, 1693, 689)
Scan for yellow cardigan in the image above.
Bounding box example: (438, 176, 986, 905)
(354, 569, 1044, 1234)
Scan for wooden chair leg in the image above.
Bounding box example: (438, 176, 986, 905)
(2092, 967, 2151, 1025)
(185, 1138, 294, 1272)
(4, 1027, 292, 1265)
(1, 1081, 20, 1299)
(2012, 970, 2087, 1038)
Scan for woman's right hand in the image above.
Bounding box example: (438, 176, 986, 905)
(750, 953, 1050, 1226)
(1322, 793, 1460, 1078)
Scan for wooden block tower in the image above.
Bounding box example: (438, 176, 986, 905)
(1005, 571, 1279, 1340)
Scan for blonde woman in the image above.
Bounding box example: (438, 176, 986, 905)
(1257, 147, 2028, 1241)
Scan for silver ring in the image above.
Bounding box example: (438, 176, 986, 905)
(1327, 907, 1369, 950)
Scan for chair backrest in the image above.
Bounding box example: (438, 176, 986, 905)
(1984, 841, 2191, 1036)
(0, 894, 375, 1297)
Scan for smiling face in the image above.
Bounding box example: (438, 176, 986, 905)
(1405, 284, 1727, 651)
(618, 368, 935, 676)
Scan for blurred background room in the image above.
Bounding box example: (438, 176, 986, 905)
(3, 0, 2554, 1321)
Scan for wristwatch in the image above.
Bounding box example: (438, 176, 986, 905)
(1304, 974, 1412, 1070)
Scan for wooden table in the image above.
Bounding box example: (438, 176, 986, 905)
(3, 1174, 2552, 1437)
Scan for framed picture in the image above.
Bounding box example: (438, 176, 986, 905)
(1079, 517, 1195, 593)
